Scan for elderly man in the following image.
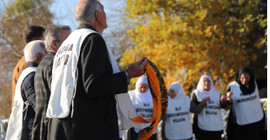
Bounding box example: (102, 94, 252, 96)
(46, 0, 148, 140)
(32, 25, 71, 140)
(6, 40, 47, 140)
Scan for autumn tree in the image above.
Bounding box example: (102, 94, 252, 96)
(121, 0, 266, 93)
(0, 0, 53, 118)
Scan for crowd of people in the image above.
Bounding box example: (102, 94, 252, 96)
(5, 0, 266, 140)
(128, 72, 266, 140)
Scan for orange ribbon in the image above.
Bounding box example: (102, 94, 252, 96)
(129, 61, 168, 140)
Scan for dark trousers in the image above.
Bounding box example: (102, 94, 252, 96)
(127, 127, 157, 140)
(227, 118, 266, 140)
(47, 117, 74, 140)
(194, 127, 222, 140)
(193, 116, 222, 140)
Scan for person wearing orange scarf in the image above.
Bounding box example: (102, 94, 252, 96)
(128, 76, 157, 140)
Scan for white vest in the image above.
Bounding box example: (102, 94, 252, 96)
(229, 81, 263, 125)
(6, 67, 36, 140)
(46, 28, 138, 129)
(194, 89, 224, 131)
(128, 90, 156, 133)
(165, 95, 192, 140)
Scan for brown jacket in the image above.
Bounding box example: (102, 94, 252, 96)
(11, 56, 27, 111)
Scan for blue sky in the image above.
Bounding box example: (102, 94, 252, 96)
(49, 0, 80, 30)
(50, 0, 125, 32)
(0, 0, 125, 36)
(49, 0, 126, 50)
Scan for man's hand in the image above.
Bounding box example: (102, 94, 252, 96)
(127, 58, 148, 79)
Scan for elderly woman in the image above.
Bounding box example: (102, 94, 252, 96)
(163, 82, 210, 140)
(225, 67, 266, 140)
(191, 75, 226, 140)
(127, 76, 157, 140)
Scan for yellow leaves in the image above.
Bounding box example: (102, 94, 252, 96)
(199, 9, 208, 21)
(243, 14, 255, 22)
(190, 9, 208, 21)
(123, 0, 263, 93)
(204, 26, 212, 37)
(143, 27, 149, 35)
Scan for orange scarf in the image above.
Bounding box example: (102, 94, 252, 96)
(129, 60, 168, 140)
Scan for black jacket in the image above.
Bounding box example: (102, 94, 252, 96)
(21, 62, 38, 140)
(32, 52, 55, 140)
(47, 25, 128, 140)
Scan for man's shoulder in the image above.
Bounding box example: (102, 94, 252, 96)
(41, 53, 54, 63)
(81, 32, 107, 50)
(38, 54, 54, 69)
(22, 71, 36, 87)
(85, 32, 103, 41)
(69, 28, 105, 47)
(74, 28, 102, 39)
(36, 53, 54, 77)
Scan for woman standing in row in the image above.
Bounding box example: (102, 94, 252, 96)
(225, 67, 266, 140)
(191, 75, 226, 140)
(163, 82, 210, 140)
(127, 76, 157, 140)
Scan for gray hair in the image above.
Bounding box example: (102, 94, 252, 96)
(75, 0, 102, 26)
(44, 25, 71, 51)
(24, 40, 46, 62)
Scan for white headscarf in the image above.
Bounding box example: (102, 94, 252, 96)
(168, 82, 185, 100)
(196, 75, 217, 94)
(134, 76, 153, 103)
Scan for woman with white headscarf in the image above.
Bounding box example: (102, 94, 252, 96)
(191, 75, 227, 140)
(127, 76, 157, 140)
(163, 82, 210, 140)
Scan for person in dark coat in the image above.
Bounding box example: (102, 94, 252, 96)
(6, 40, 47, 140)
(224, 67, 266, 140)
(31, 25, 71, 140)
(45, 0, 148, 140)
(21, 41, 47, 140)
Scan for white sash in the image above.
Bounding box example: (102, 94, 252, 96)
(46, 28, 138, 129)
(6, 67, 36, 140)
(229, 81, 263, 125)
(165, 95, 192, 139)
(194, 89, 224, 131)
